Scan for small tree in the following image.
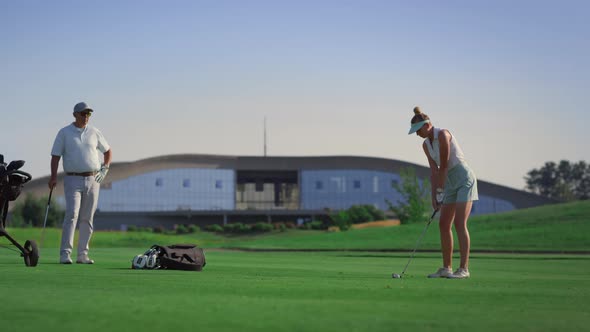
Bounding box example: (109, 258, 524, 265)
(11, 193, 64, 227)
(330, 210, 351, 231)
(347, 205, 374, 224)
(386, 167, 431, 224)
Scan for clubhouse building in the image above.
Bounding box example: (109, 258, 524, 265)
(23, 154, 554, 230)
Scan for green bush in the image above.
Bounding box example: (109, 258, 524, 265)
(223, 223, 238, 233)
(176, 224, 188, 234)
(224, 223, 252, 233)
(187, 224, 200, 233)
(127, 225, 138, 232)
(309, 220, 325, 230)
(10, 193, 64, 228)
(8, 213, 30, 228)
(348, 205, 374, 224)
(153, 226, 165, 233)
(252, 222, 273, 232)
(331, 210, 351, 231)
(205, 224, 223, 232)
(273, 222, 289, 231)
(363, 205, 386, 221)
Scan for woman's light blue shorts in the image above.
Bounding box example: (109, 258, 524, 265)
(443, 163, 478, 204)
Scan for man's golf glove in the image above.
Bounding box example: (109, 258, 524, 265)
(436, 188, 444, 204)
(95, 165, 109, 183)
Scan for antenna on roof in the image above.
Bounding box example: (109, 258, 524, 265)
(264, 116, 267, 157)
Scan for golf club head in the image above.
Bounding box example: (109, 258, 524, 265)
(392, 273, 402, 279)
(7, 160, 25, 171)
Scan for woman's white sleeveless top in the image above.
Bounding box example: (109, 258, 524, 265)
(424, 127, 466, 169)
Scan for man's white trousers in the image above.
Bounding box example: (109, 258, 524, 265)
(60, 175, 100, 258)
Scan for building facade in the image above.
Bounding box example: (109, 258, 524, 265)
(22, 154, 554, 229)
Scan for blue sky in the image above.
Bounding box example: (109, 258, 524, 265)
(1, 0, 588, 190)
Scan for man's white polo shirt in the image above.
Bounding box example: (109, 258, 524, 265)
(51, 123, 110, 173)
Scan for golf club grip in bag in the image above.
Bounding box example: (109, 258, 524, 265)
(157, 244, 206, 271)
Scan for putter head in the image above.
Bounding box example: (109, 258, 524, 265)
(392, 273, 401, 279)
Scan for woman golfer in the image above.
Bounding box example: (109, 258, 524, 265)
(408, 106, 478, 279)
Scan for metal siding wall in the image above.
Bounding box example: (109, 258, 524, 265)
(300, 170, 516, 214)
(471, 195, 515, 215)
(97, 168, 516, 214)
(300, 170, 404, 210)
(97, 169, 235, 212)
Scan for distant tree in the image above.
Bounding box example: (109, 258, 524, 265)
(10, 193, 64, 227)
(525, 160, 590, 201)
(386, 167, 431, 224)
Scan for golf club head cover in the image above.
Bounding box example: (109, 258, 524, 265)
(95, 164, 109, 183)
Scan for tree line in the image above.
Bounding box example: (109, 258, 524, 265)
(524, 160, 589, 201)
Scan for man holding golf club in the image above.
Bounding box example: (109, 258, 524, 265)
(48, 102, 111, 264)
(408, 106, 478, 279)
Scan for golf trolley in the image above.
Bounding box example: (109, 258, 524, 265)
(0, 154, 39, 267)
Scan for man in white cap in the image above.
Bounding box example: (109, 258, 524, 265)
(49, 102, 112, 264)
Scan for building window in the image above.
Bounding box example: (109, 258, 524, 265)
(215, 180, 223, 189)
(353, 180, 361, 189)
(391, 179, 398, 188)
(183, 179, 191, 188)
(315, 181, 323, 190)
(155, 178, 163, 187)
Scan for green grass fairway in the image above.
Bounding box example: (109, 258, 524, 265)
(2, 201, 589, 331)
(1, 248, 589, 332)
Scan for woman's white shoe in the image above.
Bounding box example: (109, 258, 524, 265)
(427, 267, 453, 278)
(448, 268, 470, 279)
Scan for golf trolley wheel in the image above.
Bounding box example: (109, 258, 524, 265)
(23, 240, 39, 267)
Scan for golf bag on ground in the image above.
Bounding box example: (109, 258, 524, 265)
(132, 244, 206, 271)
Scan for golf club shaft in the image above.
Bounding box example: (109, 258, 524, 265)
(400, 208, 439, 276)
(39, 188, 53, 248)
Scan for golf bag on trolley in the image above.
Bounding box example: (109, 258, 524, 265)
(0, 154, 39, 267)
